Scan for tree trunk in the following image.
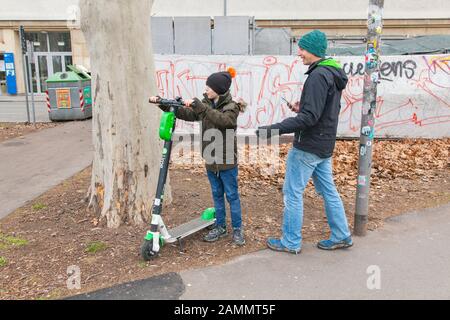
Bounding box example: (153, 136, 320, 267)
(80, 0, 170, 228)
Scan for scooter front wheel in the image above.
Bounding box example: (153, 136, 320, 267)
(141, 240, 158, 261)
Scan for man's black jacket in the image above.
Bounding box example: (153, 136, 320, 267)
(261, 58, 348, 159)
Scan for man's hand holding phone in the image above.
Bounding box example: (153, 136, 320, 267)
(282, 97, 300, 113)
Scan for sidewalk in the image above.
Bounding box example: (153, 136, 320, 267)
(0, 94, 46, 103)
(0, 120, 93, 220)
(69, 202, 450, 300)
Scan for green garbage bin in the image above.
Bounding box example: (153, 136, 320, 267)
(45, 65, 92, 121)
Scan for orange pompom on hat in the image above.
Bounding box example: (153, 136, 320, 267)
(227, 67, 237, 79)
(206, 67, 236, 95)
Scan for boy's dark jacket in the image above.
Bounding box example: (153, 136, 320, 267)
(159, 91, 244, 172)
(260, 58, 348, 158)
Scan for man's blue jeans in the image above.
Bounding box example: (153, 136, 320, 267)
(281, 148, 351, 251)
(207, 167, 242, 229)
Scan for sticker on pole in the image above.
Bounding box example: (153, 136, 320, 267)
(358, 175, 367, 186)
(56, 89, 72, 109)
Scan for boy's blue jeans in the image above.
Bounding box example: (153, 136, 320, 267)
(207, 167, 242, 229)
(281, 148, 351, 251)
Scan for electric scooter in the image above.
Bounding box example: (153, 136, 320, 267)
(141, 96, 216, 261)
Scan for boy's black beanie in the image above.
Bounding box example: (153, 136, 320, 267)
(206, 71, 232, 95)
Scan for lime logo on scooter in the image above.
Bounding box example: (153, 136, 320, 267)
(160, 148, 168, 169)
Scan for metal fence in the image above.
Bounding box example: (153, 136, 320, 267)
(151, 16, 296, 55)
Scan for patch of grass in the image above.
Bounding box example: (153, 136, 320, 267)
(0, 256, 7, 267)
(138, 261, 148, 268)
(32, 203, 47, 211)
(0, 233, 28, 250)
(85, 241, 107, 254)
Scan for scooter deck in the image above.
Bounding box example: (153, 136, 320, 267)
(166, 217, 216, 243)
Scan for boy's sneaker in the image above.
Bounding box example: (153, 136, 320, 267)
(266, 238, 301, 254)
(232, 228, 245, 246)
(317, 236, 353, 250)
(204, 225, 227, 242)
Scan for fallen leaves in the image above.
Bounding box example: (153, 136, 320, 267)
(172, 138, 450, 192)
(0, 122, 60, 143)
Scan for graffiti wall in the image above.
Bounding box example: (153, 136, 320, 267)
(154, 54, 450, 138)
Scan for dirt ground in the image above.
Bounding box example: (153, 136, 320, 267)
(0, 139, 449, 300)
(0, 122, 60, 143)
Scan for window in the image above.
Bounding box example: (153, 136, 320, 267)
(0, 53, 5, 95)
(24, 32, 49, 52)
(52, 56, 62, 73)
(24, 32, 72, 53)
(64, 56, 73, 70)
(0, 53, 4, 73)
(49, 32, 72, 52)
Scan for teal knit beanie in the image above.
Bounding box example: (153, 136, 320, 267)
(298, 30, 327, 58)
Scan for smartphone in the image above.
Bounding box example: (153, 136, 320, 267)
(281, 96, 292, 108)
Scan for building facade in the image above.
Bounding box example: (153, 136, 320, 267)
(1, 0, 449, 95)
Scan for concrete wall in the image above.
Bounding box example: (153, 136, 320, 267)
(154, 54, 450, 138)
(70, 29, 90, 69)
(152, 0, 450, 20)
(0, 0, 79, 20)
(1, 0, 450, 20)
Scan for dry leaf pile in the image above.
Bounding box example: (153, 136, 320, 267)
(172, 139, 450, 191)
(0, 122, 60, 142)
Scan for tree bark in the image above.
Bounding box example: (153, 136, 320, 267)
(80, 0, 170, 228)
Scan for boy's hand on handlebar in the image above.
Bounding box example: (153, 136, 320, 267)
(184, 99, 194, 108)
(149, 96, 161, 104)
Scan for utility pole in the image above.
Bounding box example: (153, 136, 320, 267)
(354, 0, 384, 236)
(19, 26, 31, 123)
(26, 40, 36, 126)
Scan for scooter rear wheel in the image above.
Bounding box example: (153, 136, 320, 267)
(141, 240, 157, 261)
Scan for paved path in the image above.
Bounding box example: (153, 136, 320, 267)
(67, 273, 185, 300)
(69, 203, 450, 300)
(0, 120, 93, 219)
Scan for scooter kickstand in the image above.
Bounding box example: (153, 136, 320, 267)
(177, 238, 184, 253)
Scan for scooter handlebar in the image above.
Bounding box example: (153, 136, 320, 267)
(149, 96, 185, 108)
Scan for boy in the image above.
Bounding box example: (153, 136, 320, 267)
(150, 68, 246, 246)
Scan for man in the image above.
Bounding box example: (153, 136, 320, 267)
(256, 29, 353, 254)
